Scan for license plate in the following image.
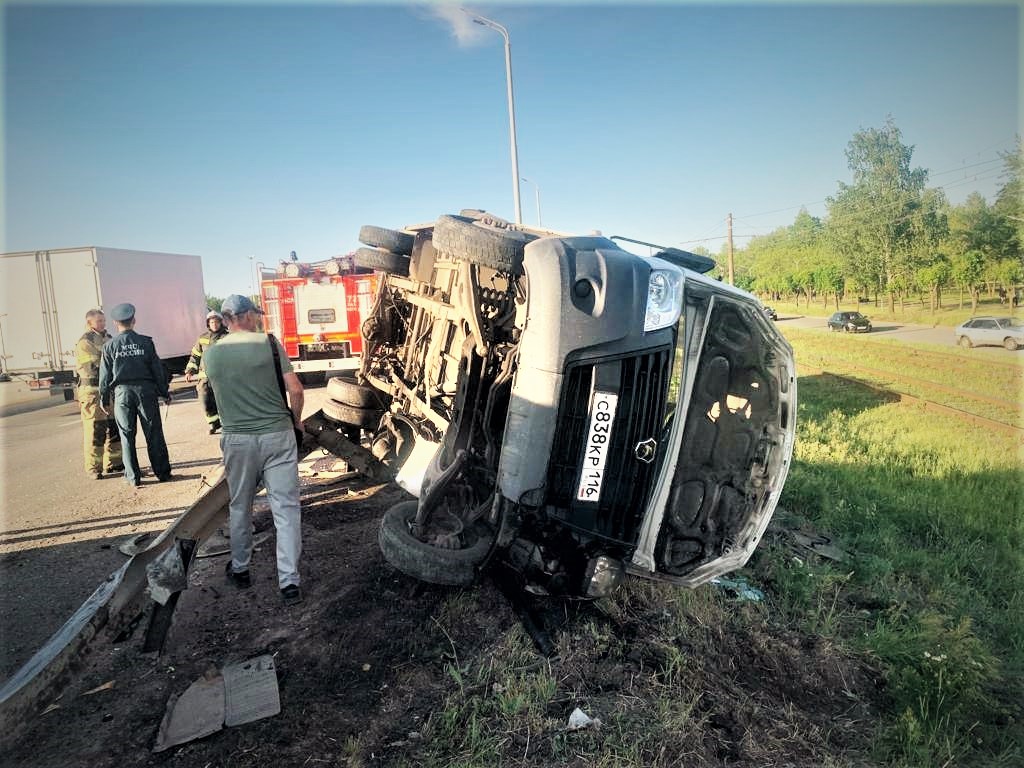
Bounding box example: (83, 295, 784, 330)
(576, 391, 619, 503)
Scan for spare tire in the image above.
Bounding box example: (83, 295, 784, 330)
(322, 398, 384, 429)
(353, 247, 410, 276)
(358, 225, 414, 256)
(431, 214, 536, 274)
(378, 500, 493, 586)
(326, 371, 388, 409)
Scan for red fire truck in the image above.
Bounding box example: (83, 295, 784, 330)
(259, 255, 380, 384)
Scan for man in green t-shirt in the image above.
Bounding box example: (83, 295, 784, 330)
(203, 294, 305, 606)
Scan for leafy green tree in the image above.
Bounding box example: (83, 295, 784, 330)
(813, 262, 846, 310)
(205, 294, 223, 313)
(826, 117, 931, 311)
(950, 250, 986, 311)
(993, 138, 1022, 259)
(915, 257, 951, 312)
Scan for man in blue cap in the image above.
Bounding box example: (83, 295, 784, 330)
(203, 294, 305, 605)
(98, 302, 173, 487)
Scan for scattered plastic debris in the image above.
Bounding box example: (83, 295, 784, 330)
(566, 707, 601, 731)
(710, 576, 765, 602)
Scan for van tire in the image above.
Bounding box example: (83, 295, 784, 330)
(354, 247, 410, 276)
(378, 500, 492, 586)
(322, 398, 383, 429)
(431, 214, 536, 275)
(326, 371, 388, 409)
(358, 225, 414, 256)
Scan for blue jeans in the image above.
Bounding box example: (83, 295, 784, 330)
(113, 383, 170, 485)
(221, 428, 301, 588)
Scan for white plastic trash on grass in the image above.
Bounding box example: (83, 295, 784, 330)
(565, 707, 601, 731)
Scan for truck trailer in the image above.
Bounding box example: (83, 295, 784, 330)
(0, 247, 207, 390)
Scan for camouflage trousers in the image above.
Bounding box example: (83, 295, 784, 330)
(78, 385, 122, 473)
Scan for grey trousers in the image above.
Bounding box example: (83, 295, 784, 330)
(221, 428, 301, 588)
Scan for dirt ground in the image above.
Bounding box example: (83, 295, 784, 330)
(2, 454, 885, 768)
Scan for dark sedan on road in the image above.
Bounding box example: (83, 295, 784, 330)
(827, 311, 872, 333)
(955, 316, 1023, 350)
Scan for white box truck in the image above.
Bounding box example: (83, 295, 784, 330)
(0, 247, 207, 390)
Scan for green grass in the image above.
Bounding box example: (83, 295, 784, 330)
(778, 327, 1023, 425)
(772, 372, 1024, 766)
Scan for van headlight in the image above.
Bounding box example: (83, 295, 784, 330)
(644, 267, 683, 332)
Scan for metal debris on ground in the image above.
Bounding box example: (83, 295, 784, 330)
(223, 654, 280, 727)
(117, 531, 156, 557)
(145, 546, 188, 605)
(792, 532, 849, 562)
(152, 655, 280, 752)
(152, 669, 225, 752)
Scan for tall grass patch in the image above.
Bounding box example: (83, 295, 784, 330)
(776, 372, 1023, 765)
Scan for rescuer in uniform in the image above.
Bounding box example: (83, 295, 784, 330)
(75, 309, 123, 479)
(98, 302, 173, 487)
(184, 310, 229, 433)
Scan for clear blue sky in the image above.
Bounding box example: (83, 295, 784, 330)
(3, 1, 1019, 298)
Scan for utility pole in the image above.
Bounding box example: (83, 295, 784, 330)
(727, 213, 735, 285)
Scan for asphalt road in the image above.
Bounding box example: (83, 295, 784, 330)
(773, 310, 1023, 358)
(0, 378, 333, 680)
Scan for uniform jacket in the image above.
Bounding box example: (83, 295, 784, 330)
(184, 327, 229, 376)
(75, 329, 112, 387)
(99, 330, 170, 401)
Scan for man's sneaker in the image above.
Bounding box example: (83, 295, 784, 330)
(209, 419, 221, 435)
(225, 560, 252, 589)
(280, 585, 303, 605)
(157, 472, 174, 482)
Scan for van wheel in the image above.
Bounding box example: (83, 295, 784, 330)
(358, 225, 414, 256)
(959, 336, 973, 349)
(322, 398, 383, 428)
(1004, 337, 1019, 351)
(378, 500, 493, 586)
(431, 214, 537, 275)
(326, 371, 389, 408)
(353, 247, 410, 276)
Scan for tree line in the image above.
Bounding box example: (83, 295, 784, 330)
(725, 118, 1022, 312)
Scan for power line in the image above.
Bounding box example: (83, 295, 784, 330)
(725, 168, 1009, 244)
(731, 147, 1013, 225)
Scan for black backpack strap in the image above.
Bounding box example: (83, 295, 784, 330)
(267, 333, 289, 408)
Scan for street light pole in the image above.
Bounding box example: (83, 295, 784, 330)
(466, 10, 522, 225)
(0, 314, 10, 382)
(248, 254, 256, 301)
(521, 177, 542, 227)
